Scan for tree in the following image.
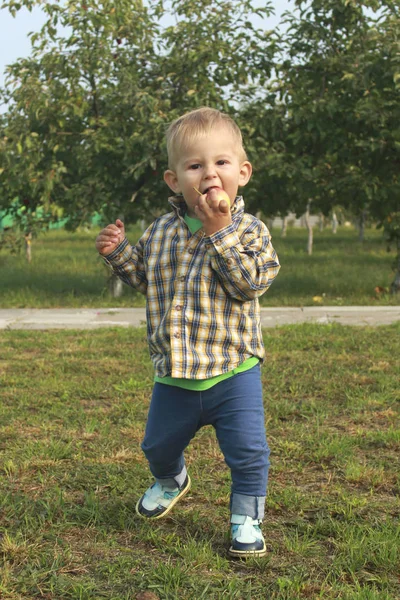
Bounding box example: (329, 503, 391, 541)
(246, 0, 400, 281)
(0, 0, 276, 247)
(0, 0, 165, 242)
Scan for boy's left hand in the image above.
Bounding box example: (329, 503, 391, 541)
(194, 189, 232, 236)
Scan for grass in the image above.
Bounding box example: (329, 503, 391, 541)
(0, 323, 399, 599)
(0, 225, 398, 308)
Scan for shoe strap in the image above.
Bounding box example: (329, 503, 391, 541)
(144, 483, 177, 509)
(231, 514, 261, 525)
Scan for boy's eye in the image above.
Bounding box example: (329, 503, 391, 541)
(189, 164, 201, 170)
(217, 160, 228, 165)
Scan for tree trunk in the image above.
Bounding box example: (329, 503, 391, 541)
(305, 201, 313, 255)
(25, 232, 32, 263)
(281, 216, 288, 237)
(359, 208, 367, 242)
(318, 213, 324, 232)
(109, 273, 124, 298)
(332, 211, 338, 234)
(255, 210, 267, 227)
(390, 238, 400, 295)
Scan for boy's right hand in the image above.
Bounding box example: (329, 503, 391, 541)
(95, 219, 125, 256)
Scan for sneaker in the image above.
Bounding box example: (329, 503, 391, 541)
(136, 475, 191, 519)
(229, 514, 267, 558)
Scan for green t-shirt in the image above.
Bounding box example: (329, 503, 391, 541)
(184, 212, 203, 234)
(154, 213, 259, 390)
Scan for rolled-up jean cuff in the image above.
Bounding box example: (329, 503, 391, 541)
(231, 493, 265, 520)
(155, 464, 187, 489)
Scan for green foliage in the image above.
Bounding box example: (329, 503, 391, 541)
(242, 0, 400, 288)
(1, 0, 399, 286)
(0, 0, 167, 232)
(246, 0, 400, 220)
(0, 0, 275, 234)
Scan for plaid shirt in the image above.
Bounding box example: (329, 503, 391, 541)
(104, 195, 280, 379)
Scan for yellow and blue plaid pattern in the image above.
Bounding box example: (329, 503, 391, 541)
(104, 196, 280, 379)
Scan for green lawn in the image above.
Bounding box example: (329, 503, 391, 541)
(1, 324, 399, 599)
(0, 226, 398, 307)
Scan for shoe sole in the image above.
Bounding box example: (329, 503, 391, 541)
(228, 542, 267, 558)
(135, 475, 191, 520)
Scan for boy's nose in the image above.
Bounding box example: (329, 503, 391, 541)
(204, 166, 218, 180)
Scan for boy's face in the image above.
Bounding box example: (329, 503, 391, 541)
(164, 125, 252, 218)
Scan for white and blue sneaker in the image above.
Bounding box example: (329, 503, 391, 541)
(229, 514, 267, 557)
(136, 475, 191, 519)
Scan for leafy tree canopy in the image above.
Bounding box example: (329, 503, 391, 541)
(1, 0, 399, 289)
(0, 0, 275, 232)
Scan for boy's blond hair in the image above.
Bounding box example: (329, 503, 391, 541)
(166, 107, 247, 169)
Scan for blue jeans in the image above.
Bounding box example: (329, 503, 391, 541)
(141, 364, 269, 520)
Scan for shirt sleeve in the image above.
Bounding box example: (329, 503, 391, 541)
(101, 233, 148, 296)
(204, 217, 280, 302)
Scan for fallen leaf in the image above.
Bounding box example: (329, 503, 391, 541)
(374, 286, 386, 295)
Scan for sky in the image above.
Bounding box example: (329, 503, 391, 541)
(0, 1, 292, 88)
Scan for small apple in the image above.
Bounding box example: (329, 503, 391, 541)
(192, 186, 231, 211)
(206, 187, 231, 211)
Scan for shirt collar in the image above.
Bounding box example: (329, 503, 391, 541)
(168, 194, 245, 219)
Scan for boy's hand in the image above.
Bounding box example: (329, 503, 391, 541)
(194, 188, 232, 236)
(95, 219, 125, 256)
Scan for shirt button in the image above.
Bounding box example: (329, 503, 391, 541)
(226, 258, 233, 266)
(179, 276, 185, 282)
(174, 332, 180, 338)
(175, 305, 182, 311)
(188, 248, 195, 254)
(215, 240, 222, 246)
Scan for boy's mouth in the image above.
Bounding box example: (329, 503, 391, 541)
(203, 186, 222, 194)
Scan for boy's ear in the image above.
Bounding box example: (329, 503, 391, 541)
(164, 170, 180, 193)
(238, 161, 252, 187)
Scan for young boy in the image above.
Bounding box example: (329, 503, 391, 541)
(95, 107, 280, 557)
